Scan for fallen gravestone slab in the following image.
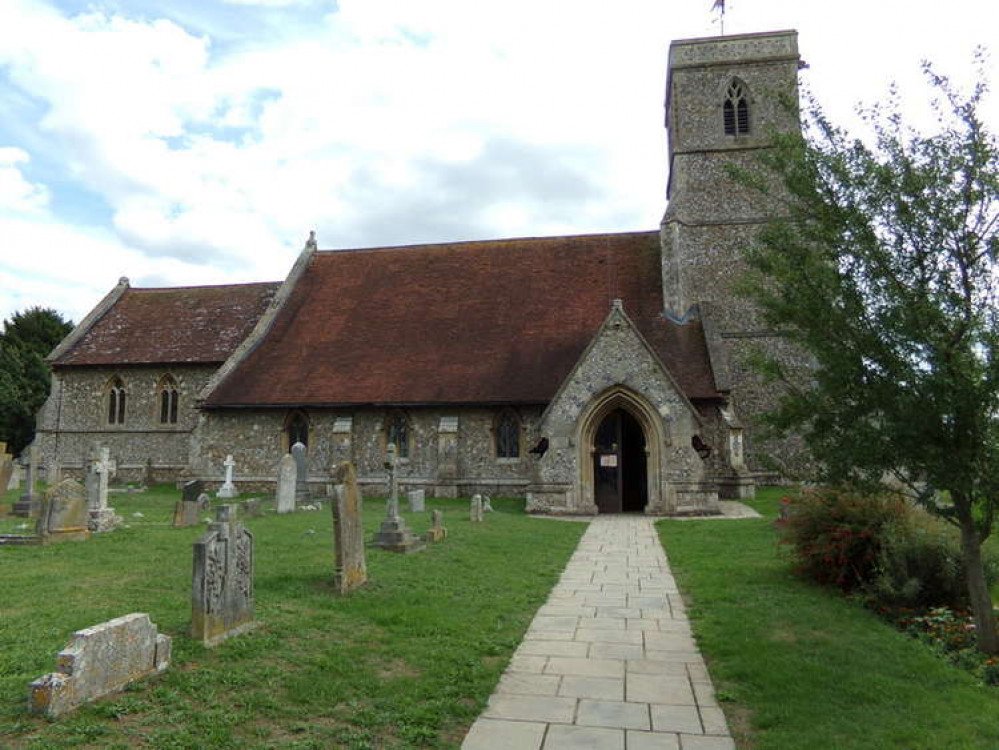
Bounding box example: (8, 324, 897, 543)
(28, 613, 170, 717)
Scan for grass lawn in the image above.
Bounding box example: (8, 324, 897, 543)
(658, 488, 999, 750)
(0, 484, 586, 749)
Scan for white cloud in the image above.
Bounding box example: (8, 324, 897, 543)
(0, 147, 49, 213)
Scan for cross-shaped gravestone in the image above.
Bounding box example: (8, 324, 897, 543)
(14, 444, 39, 517)
(384, 443, 400, 520)
(370, 444, 424, 554)
(217, 454, 239, 498)
(94, 448, 116, 512)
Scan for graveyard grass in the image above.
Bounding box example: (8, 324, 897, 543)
(0, 485, 586, 749)
(658, 488, 999, 750)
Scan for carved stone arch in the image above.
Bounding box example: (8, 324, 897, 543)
(575, 386, 668, 514)
(283, 410, 310, 452)
(105, 375, 126, 425)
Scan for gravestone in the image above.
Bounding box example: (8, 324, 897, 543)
(182, 479, 204, 504)
(425, 509, 447, 543)
(470, 495, 484, 523)
(172, 499, 200, 527)
(48, 461, 62, 486)
(407, 489, 426, 513)
(331, 462, 367, 594)
(243, 498, 262, 517)
(37, 479, 90, 544)
(0, 444, 14, 505)
(216, 454, 239, 499)
(28, 613, 171, 718)
(144, 458, 155, 487)
(276, 454, 297, 514)
(88, 447, 121, 533)
(292, 441, 310, 504)
(371, 444, 425, 553)
(191, 505, 256, 647)
(13, 445, 39, 517)
(482, 495, 493, 513)
(197, 492, 211, 511)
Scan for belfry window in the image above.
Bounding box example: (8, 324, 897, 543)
(107, 377, 126, 425)
(723, 79, 750, 136)
(387, 411, 409, 459)
(495, 410, 521, 459)
(159, 375, 179, 424)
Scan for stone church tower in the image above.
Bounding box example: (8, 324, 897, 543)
(660, 30, 802, 470)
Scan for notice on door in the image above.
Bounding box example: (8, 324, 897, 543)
(599, 454, 618, 467)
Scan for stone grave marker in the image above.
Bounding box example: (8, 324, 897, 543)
(13, 445, 39, 517)
(88, 447, 121, 532)
(191, 505, 256, 647)
(182, 479, 204, 504)
(29, 613, 170, 717)
(331, 462, 367, 594)
(37, 479, 90, 544)
(371, 444, 425, 553)
(48, 461, 62, 486)
(276, 453, 297, 514)
(292, 441, 310, 504)
(0, 445, 14, 507)
(172, 499, 200, 527)
(407, 488, 425, 513)
(470, 494, 484, 523)
(425, 509, 447, 543)
(197, 492, 211, 511)
(144, 458, 155, 487)
(243, 498, 262, 517)
(216, 454, 239, 498)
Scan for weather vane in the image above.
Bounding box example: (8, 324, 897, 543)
(712, 0, 726, 35)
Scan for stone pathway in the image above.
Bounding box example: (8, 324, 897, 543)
(462, 516, 734, 750)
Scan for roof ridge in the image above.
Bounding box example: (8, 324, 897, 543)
(128, 280, 281, 292)
(315, 229, 658, 255)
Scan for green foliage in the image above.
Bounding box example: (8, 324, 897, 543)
(0, 307, 73, 455)
(738, 55, 999, 650)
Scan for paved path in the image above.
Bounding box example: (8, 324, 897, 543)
(462, 516, 734, 750)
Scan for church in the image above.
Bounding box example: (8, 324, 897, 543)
(34, 30, 804, 515)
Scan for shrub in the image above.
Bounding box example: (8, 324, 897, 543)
(778, 487, 907, 593)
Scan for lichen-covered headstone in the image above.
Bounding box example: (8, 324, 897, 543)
(172, 500, 200, 527)
(292, 441, 310, 504)
(28, 613, 170, 718)
(217, 454, 239, 499)
(276, 453, 296, 514)
(331, 462, 367, 594)
(470, 495, 484, 523)
(37, 479, 90, 544)
(425, 509, 447, 543)
(191, 505, 255, 646)
(407, 489, 425, 513)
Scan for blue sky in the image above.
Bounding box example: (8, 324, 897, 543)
(0, 0, 995, 326)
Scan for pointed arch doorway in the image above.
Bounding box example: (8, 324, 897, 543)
(593, 408, 648, 514)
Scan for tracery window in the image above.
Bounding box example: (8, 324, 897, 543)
(723, 79, 750, 136)
(107, 377, 126, 425)
(386, 411, 409, 459)
(159, 375, 179, 424)
(495, 410, 521, 459)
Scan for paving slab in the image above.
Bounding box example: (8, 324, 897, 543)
(462, 516, 733, 749)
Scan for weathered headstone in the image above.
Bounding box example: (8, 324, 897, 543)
(371, 444, 425, 553)
(143, 457, 155, 487)
(28, 613, 170, 717)
(331, 462, 367, 594)
(182, 479, 204, 504)
(470, 494, 484, 523)
(425, 509, 447, 543)
(172, 499, 200, 527)
(482, 495, 493, 513)
(197, 492, 211, 511)
(407, 488, 426, 513)
(0, 445, 14, 505)
(191, 505, 255, 647)
(48, 461, 62, 486)
(13, 445, 39, 517)
(37, 479, 90, 544)
(88, 447, 121, 532)
(216, 454, 239, 499)
(276, 453, 297, 514)
(292, 441, 310, 504)
(243, 498, 262, 517)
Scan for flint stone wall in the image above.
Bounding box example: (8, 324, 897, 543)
(28, 613, 170, 717)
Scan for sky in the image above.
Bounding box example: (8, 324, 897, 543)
(0, 0, 995, 326)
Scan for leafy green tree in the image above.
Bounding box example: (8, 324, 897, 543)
(740, 61, 999, 652)
(0, 307, 73, 455)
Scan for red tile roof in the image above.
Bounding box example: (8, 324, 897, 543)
(53, 282, 279, 366)
(204, 232, 720, 406)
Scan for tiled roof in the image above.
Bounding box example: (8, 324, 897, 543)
(53, 282, 279, 366)
(204, 232, 720, 406)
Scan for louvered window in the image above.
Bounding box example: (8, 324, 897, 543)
(724, 80, 750, 136)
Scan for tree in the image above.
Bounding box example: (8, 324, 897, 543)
(739, 60, 999, 653)
(0, 307, 73, 456)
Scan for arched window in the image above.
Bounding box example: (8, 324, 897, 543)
(158, 375, 179, 424)
(495, 410, 521, 459)
(386, 411, 409, 459)
(107, 377, 126, 425)
(286, 410, 309, 449)
(723, 79, 750, 136)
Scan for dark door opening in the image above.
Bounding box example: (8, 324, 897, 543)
(593, 408, 648, 514)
